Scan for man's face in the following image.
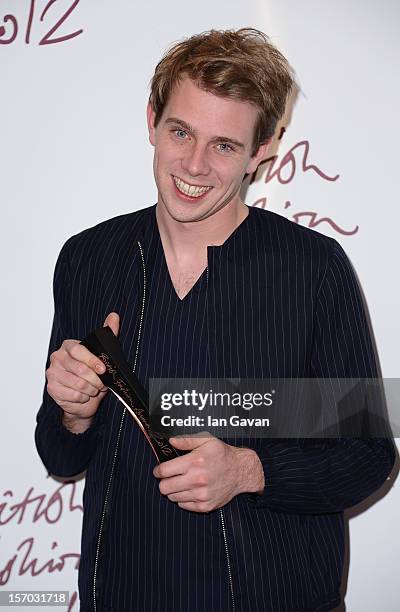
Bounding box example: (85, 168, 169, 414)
(147, 77, 268, 223)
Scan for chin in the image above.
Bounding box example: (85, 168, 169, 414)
(167, 207, 209, 224)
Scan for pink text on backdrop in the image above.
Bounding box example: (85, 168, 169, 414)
(0, 0, 83, 46)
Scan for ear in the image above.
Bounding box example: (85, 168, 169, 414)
(245, 138, 272, 175)
(147, 100, 156, 146)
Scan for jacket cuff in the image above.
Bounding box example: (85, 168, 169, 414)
(246, 447, 275, 507)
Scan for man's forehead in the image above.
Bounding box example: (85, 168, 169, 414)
(162, 78, 258, 141)
(167, 76, 255, 112)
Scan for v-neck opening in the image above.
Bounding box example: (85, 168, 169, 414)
(162, 256, 207, 303)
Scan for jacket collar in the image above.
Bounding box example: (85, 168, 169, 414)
(137, 203, 261, 268)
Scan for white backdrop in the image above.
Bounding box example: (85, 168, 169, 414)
(1, 1, 399, 610)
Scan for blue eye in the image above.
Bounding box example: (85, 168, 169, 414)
(217, 143, 234, 152)
(175, 129, 187, 139)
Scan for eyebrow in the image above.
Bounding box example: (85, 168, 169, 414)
(165, 117, 245, 150)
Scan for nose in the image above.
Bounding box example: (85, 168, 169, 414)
(181, 141, 210, 178)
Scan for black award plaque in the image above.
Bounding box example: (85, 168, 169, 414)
(81, 326, 180, 463)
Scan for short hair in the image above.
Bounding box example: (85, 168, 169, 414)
(149, 28, 294, 156)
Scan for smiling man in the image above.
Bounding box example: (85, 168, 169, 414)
(35, 29, 395, 612)
(147, 75, 268, 300)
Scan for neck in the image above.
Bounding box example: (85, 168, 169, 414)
(155, 201, 249, 260)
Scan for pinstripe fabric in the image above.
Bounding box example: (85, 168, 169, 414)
(35, 204, 395, 612)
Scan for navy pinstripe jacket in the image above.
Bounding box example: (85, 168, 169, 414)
(35, 204, 395, 612)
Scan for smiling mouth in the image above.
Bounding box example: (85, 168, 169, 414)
(172, 175, 213, 198)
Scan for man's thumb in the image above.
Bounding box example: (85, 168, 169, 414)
(103, 311, 120, 337)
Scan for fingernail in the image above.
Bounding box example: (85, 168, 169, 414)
(95, 364, 105, 374)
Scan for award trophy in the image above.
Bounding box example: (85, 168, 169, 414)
(81, 326, 180, 463)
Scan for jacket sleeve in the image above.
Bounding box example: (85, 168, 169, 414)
(249, 239, 396, 514)
(35, 240, 105, 478)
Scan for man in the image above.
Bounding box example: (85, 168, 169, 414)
(35, 28, 395, 612)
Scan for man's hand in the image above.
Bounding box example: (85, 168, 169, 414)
(153, 434, 265, 512)
(46, 312, 120, 433)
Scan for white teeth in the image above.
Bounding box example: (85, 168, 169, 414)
(173, 176, 212, 198)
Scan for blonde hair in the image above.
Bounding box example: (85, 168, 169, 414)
(149, 28, 294, 155)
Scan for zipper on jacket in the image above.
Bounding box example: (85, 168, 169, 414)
(219, 507, 236, 609)
(93, 240, 147, 611)
(206, 264, 236, 610)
